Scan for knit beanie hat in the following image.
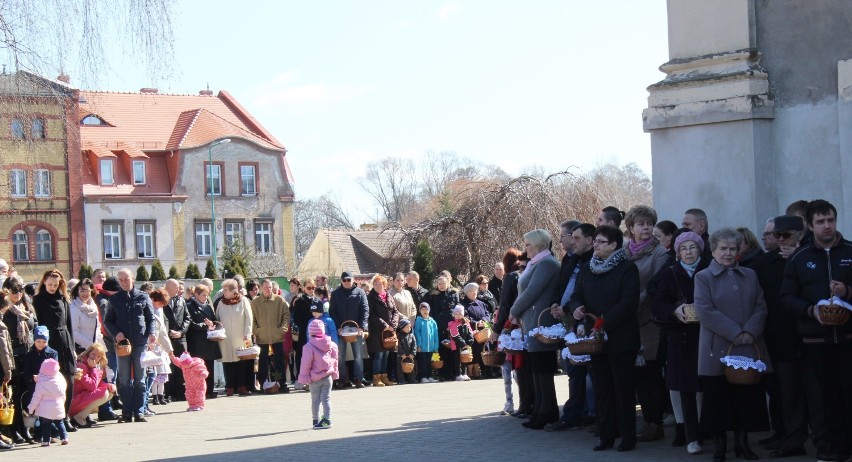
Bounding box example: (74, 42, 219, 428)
(308, 319, 326, 337)
(419, 302, 431, 313)
(453, 304, 465, 316)
(102, 276, 121, 292)
(310, 302, 324, 314)
(39, 358, 60, 377)
(34, 325, 50, 342)
(674, 231, 705, 254)
(398, 318, 411, 331)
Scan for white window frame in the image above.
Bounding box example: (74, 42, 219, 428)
(135, 222, 156, 259)
(35, 230, 52, 261)
(10, 170, 26, 197)
(100, 159, 115, 185)
(195, 221, 213, 257)
(206, 164, 222, 196)
(132, 160, 146, 185)
(103, 222, 123, 260)
(12, 230, 28, 261)
(34, 169, 50, 198)
(225, 221, 243, 246)
(255, 221, 273, 255)
(240, 165, 256, 196)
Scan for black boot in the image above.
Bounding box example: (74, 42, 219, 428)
(713, 433, 727, 462)
(672, 423, 686, 447)
(733, 431, 758, 460)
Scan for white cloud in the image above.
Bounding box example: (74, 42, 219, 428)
(248, 71, 363, 107)
(436, 3, 461, 20)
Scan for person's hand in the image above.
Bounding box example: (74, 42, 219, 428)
(779, 246, 797, 259)
(508, 315, 518, 325)
(204, 318, 214, 328)
(573, 306, 586, 321)
(550, 303, 564, 320)
(338, 328, 343, 336)
(115, 332, 126, 342)
(32, 374, 39, 383)
(674, 305, 688, 324)
(169, 330, 181, 339)
(148, 334, 157, 344)
(733, 332, 754, 345)
(417, 347, 422, 352)
(107, 383, 117, 394)
(489, 332, 499, 342)
(2, 375, 9, 384)
(830, 280, 848, 298)
(811, 305, 825, 325)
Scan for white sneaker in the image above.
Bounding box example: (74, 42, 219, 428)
(687, 441, 703, 455)
(455, 375, 465, 381)
(420, 378, 430, 384)
(501, 403, 514, 415)
(428, 378, 438, 383)
(462, 375, 471, 381)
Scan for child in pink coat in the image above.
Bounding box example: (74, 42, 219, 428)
(170, 352, 209, 411)
(298, 319, 339, 430)
(27, 358, 68, 446)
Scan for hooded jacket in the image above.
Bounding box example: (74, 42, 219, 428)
(414, 315, 439, 352)
(298, 320, 339, 384)
(28, 359, 67, 420)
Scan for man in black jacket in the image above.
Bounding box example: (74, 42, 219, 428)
(163, 279, 190, 401)
(547, 222, 595, 432)
(780, 200, 852, 460)
(405, 271, 430, 307)
(329, 271, 369, 388)
(96, 276, 121, 420)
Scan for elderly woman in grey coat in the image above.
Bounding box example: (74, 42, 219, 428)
(695, 228, 771, 462)
(509, 229, 561, 430)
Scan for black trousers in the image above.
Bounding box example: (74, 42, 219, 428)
(528, 351, 559, 425)
(762, 372, 786, 437)
(258, 342, 287, 387)
(680, 391, 700, 443)
(636, 359, 665, 425)
(203, 359, 215, 394)
(416, 352, 432, 381)
(592, 350, 637, 443)
(774, 357, 830, 451)
(699, 375, 769, 434)
(804, 343, 852, 455)
(515, 354, 534, 414)
(223, 361, 251, 389)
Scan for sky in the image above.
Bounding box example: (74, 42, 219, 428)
(89, 1, 670, 224)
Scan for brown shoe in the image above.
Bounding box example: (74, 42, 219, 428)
(237, 386, 250, 396)
(380, 374, 396, 386)
(225, 387, 234, 397)
(637, 422, 664, 442)
(372, 375, 385, 387)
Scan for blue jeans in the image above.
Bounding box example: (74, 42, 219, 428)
(39, 418, 67, 443)
(372, 351, 389, 374)
(117, 344, 146, 417)
(562, 363, 589, 425)
(337, 336, 363, 382)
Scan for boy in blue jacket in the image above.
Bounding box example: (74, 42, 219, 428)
(311, 303, 338, 343)
(414, 302, 439, 383)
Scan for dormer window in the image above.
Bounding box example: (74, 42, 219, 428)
(82, 115, 106, 125)
(133, 160, 146, 185)
(100, 159, 115, 185)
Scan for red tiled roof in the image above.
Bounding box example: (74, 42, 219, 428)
(165, 108, 280, 151)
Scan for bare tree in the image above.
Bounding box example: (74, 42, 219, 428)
(294, 194, 355, 263)
(358, 157, 418, 222)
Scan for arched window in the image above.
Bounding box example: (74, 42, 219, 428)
(35, 229, 52, 260)
(81, 115, 105, 125)
(12, 230, 28, 261)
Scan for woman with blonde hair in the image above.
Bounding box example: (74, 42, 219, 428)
(68, 343, 115, 427)
(366, 274, 400, 387)
(186, 284, 221, 398)
(215, 279, 253, 396)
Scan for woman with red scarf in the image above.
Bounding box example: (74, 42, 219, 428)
(366, 275, 399, 387)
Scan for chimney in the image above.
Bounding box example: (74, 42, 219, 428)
(140, 88, 159, 94)
(57, 74, 70, 83)
(199, 89, 214, 96)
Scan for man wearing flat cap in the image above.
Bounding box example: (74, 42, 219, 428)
(329, 271, 369, 389)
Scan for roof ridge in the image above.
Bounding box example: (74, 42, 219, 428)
(81, 90, 217, 97)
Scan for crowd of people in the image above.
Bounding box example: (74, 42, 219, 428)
(0, 198, 851, 461)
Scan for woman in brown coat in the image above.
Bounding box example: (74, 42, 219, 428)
(695, 228, 771, 462)
(366, 275, 399, 387)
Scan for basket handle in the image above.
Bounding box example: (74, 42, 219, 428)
(726, 342, 760, 360)
(341, 320, 359, 329)
(537, 307, 553, 329)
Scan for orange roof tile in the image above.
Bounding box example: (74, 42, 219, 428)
(165, 108, 281, 151)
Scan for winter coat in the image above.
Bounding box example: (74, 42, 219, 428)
(2, 301, 36, 359)
(414, 316, 439, 352)
(151, 311, 174, 374)
(626, 241, 671, 360)
(95, 293, 113, 341)
(329, 285, 369, 331)
(32, 291, 77, 374)
(291, 294, 317, 349)
(21, 346, 57, 392)
(315, 313, 339, 343)
(397, 329, 417, 356)
(461, 297, 490, 327)
(509, 254, 561, 352)
(163, 296, 191, 354)
(298, 333, 339, 384)
(487, 277, 503, 306)
(216, 296, 253, 363)
(251, 293, 290, 345)
(738, 247, 765, 269)
(569, 257, 641, 355)
(185, 297, 222, 362)
(427, 288, 459, 339)
(28, 370, 67, 420)
(756, 250, 802, 361)
(405, 285, 430, 308)
(494, 271, 519, 335)
(69, 357, 110, 416)
(389, 287, 417, 321)
(105, 288, 155, 347)
(780, 236, 852, 344)
(171, 353, 208, 408)
(0, 321, 12, 381)
(447, 318, 474, 351)
(71, 297, 104, 351)
(477, 290, 497, 314)
(366, 290, 400, 354)
(695, 259, 771, 376)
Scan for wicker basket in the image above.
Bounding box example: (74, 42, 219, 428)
(481, 350, 506, 367)
(474, 327, 492, 344)
(207, 322, 227, 342)
(533, 309, 565, 345)
(340, 320, 360, 343)
(237, 344, 261, 361)
(440, 339, 452, 349)
(20, 390, 35, 429)
(566, 313, 604, 356)
(0, 384, 13, 426)
(682, 304, 699, 323)
(116, 339, 132, 357)
(819, 303, 850, 326)
(401, 355, 415, 374)
(263, 382, 281, 394)
(382, 330, 398, 350)
(723, 344, 763, 386)
(431, 359, 444, 370)
(459, 346, 473, 364)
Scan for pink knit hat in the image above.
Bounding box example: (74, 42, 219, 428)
(674, 231, 705, 253)
(308, 319, 326, 338)
(39, 358, 60, 377)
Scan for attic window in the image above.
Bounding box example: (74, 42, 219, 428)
(82, 115, 106, 125)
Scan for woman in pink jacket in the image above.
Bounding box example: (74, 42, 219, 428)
(299, 319, 339, 430)
(27, 358, 68, 446)
(69, 344, 114, 427)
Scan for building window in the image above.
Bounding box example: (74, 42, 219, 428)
(195, 221, 213, 257)
(12, 230, 28, 261)
(10, 170, 26, 197)
(82, 115, 105, 125)
(224, 221, 243, 247)
(103, 222, 123, 259)
(100, 159, 114, 185)
(34, 170, 50, 197)
(35, 230, 52, 260)
(11, 118, 24, 139)
(255, 222, 273, 255)
(205, 163, 222, 196)
(31, 118, 45, 139)
(240, 165, 256, 196)
(135, 222, 156, 258)
(132, 161, 146, 185)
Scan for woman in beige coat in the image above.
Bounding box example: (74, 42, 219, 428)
(216, 279, 254, 396)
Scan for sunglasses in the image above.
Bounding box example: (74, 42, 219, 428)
(773, 232, 794, 239)
(342, 278, 353, 282)
(305, 286, 316, 290)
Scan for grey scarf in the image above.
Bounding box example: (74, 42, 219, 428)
(590, 248, 628, 275)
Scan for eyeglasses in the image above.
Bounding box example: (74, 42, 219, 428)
(773, 232, 794, 239)
(342, 278, 352, 282)
(305, 286, 316, 290)
(78, 288, 91, 293)
(593, 239, 612, 245)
